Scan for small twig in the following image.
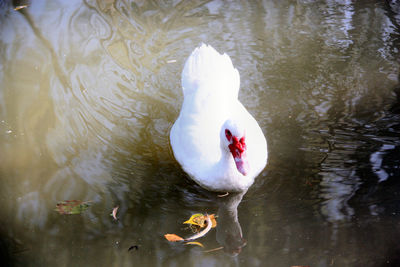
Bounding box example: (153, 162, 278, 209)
(14, 5, 28, 10)
(204, 246, 224, 253)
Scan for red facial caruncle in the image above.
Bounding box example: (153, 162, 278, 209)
(225, 129, 249, 176)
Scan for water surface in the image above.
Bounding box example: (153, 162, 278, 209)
(0, 0, 400, 266)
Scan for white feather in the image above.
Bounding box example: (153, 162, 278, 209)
(170, 44, 267, 192)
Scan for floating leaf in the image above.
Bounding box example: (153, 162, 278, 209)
(184, 213, 217, 228)
(55, 200, 90, 215)
(185, 241, 204, 248)
(185, 215, 212, 241)
(164, 234, 184, 242)
(183, 213, 206, 227)
(165, 213, 217, 246)
(111, 206, 119, 220)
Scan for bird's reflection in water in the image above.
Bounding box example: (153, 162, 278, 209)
(208, 191, 247, 256)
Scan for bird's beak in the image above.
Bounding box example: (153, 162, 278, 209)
(234, 153, 249, 176)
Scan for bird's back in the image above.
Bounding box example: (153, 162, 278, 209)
(181, 44, 240, 102)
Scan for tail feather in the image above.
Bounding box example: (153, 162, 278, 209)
(181, 44, 240, 98)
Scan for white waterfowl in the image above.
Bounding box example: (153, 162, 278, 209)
(170, 44, 268, 192)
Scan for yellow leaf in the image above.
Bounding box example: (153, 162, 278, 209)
(183, 213, 217, 229)
(185, 215, 213, 241)
(183, 213, 206, 227)
(185, 241, 204, 248)
(164, 234, 184, 242)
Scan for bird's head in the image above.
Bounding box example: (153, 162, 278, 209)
(221, 120, 249, 176)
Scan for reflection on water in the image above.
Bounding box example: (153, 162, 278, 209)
(215, 192, 246, 256)
(0, 0, 400, 266)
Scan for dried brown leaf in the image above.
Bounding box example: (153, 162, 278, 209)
(164, 234, 184, 242)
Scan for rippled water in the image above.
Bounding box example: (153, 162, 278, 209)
(0, 0, 400, 266)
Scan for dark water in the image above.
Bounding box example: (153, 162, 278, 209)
(0, 0, 400, 266)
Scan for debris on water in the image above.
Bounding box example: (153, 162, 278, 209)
(54, 200, 90, 215)
(164, 213, 217, 249)
(184, 215, 212, 241)
(13, 0, 30, 10)
(164, 234, 184, 242)
(14, 5, 28, 10)
(111, 206, 119, 220)
(128, 245, 139, 251)
(185, 241, 204, 248)
(183, 213, 206, 227)
(204, 246, 224, 253)
(183, 213, 217, 229)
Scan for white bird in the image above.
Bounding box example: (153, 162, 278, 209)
(170, 44, 268, 192)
